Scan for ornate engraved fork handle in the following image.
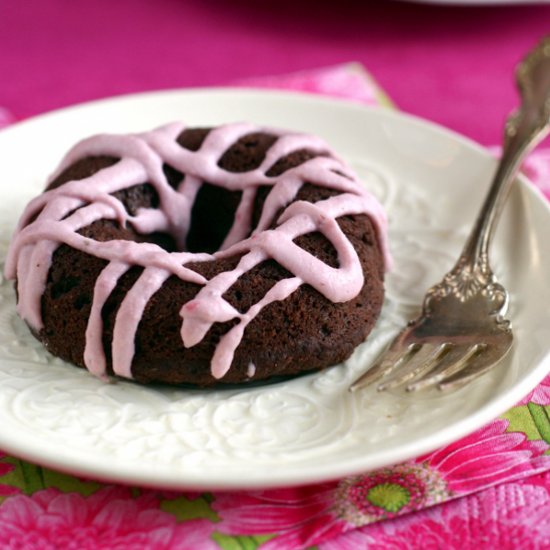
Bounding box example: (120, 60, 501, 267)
(434, 37, 550, 311)
(351, 38, 550, 393)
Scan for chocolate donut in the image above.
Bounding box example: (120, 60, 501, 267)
(5, 122, 389, 386)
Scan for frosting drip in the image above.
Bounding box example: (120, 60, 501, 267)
(5, 122, 390, 381)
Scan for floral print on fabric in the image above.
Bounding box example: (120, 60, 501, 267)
(0, 454, 19, 497)
(321, 473, 550, 550)
(0, 487, 218, 550)
(212, 418, 550, 549)
(517, 373, 550, 406)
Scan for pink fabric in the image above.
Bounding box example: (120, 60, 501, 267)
(0, 107, 14, 129)
(236, 64, 388, 106)
(2, 1, 550, 145)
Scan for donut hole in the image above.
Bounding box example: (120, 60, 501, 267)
(173, 130, 277, 253)
(185, 131, 276, 252)
(162, 163, 184, 190)
(45, 138, 338, 259)
(186, 184, 243, 254)
(169, 133, 332, 254)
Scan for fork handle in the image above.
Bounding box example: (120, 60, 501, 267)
(460, 36, 550, 267)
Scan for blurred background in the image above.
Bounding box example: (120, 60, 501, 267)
(1, 0, 549, 144)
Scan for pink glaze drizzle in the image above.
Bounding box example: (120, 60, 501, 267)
(5, 122, 390, 381)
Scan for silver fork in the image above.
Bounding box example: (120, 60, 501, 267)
(350, 36, 550, 394)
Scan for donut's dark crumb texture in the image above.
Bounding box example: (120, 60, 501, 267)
(28, 128, 385, 387)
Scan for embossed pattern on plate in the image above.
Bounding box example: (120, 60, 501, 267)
(0, 89, 549, 490)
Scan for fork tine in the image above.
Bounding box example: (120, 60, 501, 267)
(438, 343, 513, 391)
(377, 343, 449, 391)
(348, 343, 418, 392)
(406, 344, 485, 392)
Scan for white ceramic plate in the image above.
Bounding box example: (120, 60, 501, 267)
(0, 89, 549, 490)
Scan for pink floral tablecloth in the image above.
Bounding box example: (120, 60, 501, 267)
(1, 64, 550, 549)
